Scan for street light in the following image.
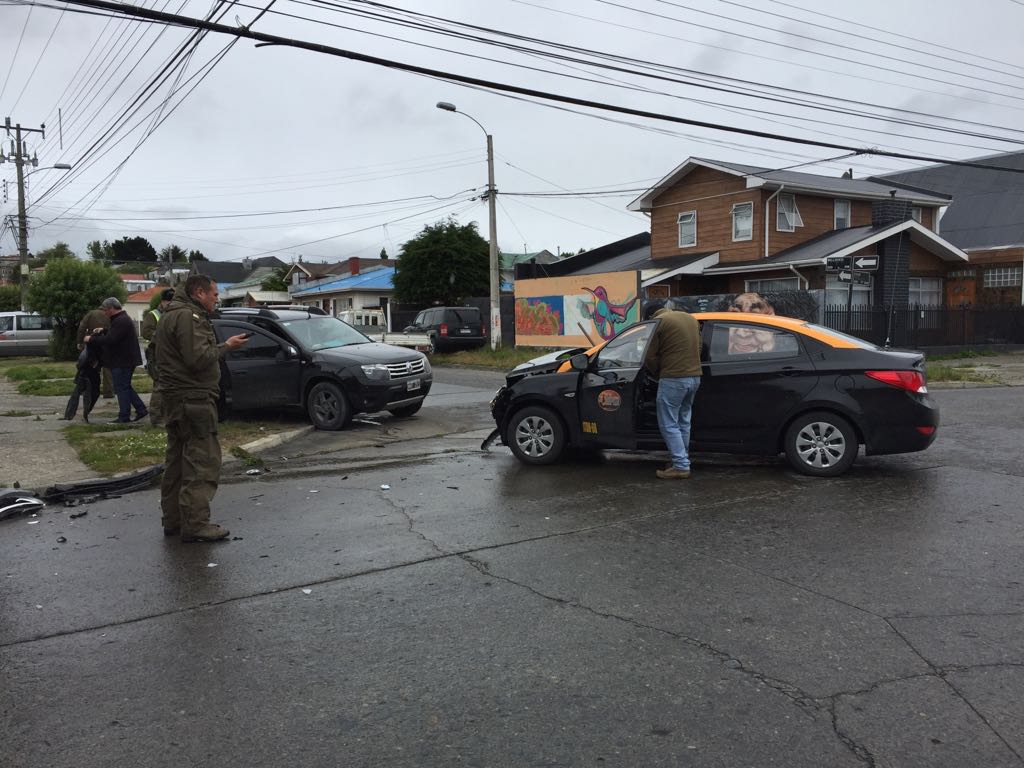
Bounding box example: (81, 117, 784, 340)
(1, 155, 73, 310)
(436, 101, 501, 350)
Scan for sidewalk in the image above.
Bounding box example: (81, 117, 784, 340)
(927, 349, 1024, 388)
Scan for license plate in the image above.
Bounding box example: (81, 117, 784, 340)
(406, 378, 421, 391)
(458, 328, 472, 334)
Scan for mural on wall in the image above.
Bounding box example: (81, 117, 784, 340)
(515, 271, 641, 347)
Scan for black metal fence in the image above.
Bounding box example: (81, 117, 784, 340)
(822, 305, 1024, 348)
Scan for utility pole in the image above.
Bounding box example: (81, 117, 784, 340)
(2, 118, 47, 311)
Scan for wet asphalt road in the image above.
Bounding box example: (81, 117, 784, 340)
(2, 381, 1022, 767)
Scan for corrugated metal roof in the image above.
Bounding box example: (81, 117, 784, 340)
(291, 267, 395, 296)
(873, 151, 1024, 250)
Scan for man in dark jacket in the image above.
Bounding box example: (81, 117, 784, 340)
(642, 303, 702, 480)
(76, 304, 113, 398)
(85, 297, 147, 423)
(154, 275, 248, 543)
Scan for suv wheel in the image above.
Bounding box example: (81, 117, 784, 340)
(307, 381, 352, 430)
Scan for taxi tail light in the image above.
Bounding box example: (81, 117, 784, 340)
(439, 323, 449, 337)
(865, 370, 928, 394)
(916, 426, 936, 436)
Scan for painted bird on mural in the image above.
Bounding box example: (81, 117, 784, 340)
(580, 286, 638, 340)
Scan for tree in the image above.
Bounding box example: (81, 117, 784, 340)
(87, 240, 115, 262)
(0, 285, 20, 311)
(261, 265, 290, 292)
(379, 247, 388, 260)
(188, 250, 208, 262)
(392, 219, 489, 305)
(25, 259, 126, 360)
(111, 236, 157, 263)
(159, 244, 187, 263)
(34, 242, 76, 262)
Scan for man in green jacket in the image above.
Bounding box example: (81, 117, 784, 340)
(642, 302, 702, 480)
(153, 275, 248, 542)
(141, 288, 174, 426)
(76, 304, 113, 398)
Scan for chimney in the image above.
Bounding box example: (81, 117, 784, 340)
(871, 191, 913, 229)
(348, 256, 360, 275)
(841, 168, 853, 179)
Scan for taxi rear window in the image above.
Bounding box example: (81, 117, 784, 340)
(799, 321, 879, 350)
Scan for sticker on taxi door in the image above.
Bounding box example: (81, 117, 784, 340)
(597, 389, 621, 411)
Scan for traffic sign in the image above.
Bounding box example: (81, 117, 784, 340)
(850, 256, 878, 271)
(825, 256, 850, 272)
(837, 270, 871, 285)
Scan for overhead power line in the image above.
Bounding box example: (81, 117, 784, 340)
(33, 0, 1024, 175)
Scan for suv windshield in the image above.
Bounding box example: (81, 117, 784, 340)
(279, 316, 370, 350)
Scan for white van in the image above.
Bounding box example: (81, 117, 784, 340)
(0, 311, 53, 356)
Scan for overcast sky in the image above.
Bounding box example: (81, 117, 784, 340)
(2, 0, 1022, 264)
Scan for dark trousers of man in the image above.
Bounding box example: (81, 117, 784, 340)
(160, 392, 221, 535)
(110, 366, 147, 422)
(100, 366, 114, 398)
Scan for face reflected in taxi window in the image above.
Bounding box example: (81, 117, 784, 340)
(728, 324, 776, 354)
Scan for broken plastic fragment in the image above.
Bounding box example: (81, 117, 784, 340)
(207, 563, 218, 568)
(27, 520, 39, 525)
(301, 588, 312, 595)
(246, 469, 262, 476)
(380, 484, 391, 490)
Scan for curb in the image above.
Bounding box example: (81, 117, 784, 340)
(226, 425, 315, 460)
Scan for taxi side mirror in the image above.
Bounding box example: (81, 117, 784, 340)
(569, 353, 589, 371)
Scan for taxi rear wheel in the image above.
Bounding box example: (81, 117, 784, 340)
(784, 411, 857, 477)
(507, 406, 566, 465)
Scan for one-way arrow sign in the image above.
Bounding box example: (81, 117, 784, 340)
(851, 256, 878, 271)
(837, 270, 872, 285)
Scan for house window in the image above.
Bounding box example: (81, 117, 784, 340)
(825, 275, 874, 308)
(834, 199, 851, 229)
(983, 266, 1022, 288)
(776, 193, 803, 232)
(732, 202, 753, 241)
(908, 277, 942, 307)
(677, 211, 697, 248)
(910, 206, 923, 224)
(744, 277, 799, 293)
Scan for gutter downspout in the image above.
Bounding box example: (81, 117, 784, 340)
(765, 184, 784, 259)
(789, 264, 808, 290)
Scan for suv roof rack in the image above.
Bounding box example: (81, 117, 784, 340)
(218, 305, 328, 318)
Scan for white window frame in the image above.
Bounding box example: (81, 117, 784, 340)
(908, 277, 942, 307)
(776, 193, 803, 232)
(677, 210, 697, 248)
(910, 206, 924, 224)
(834, 199, 851, 229)
(731, 202, 753, 242)
(825, 275, 874, 308)
(983, 266, 1022, 288)
(744, 277, 799, 292)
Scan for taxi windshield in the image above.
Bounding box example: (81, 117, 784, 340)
(280, 316, 371, 350)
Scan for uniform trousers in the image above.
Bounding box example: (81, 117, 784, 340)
(160, 392, 221, 534)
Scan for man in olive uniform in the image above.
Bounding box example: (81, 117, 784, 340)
(141, 288, 174, 426)
(153, 275, 248, 543)
(76, 304, 113, 398)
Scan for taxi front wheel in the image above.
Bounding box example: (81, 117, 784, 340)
(507, 406, 566, 465)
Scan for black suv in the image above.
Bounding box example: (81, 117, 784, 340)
(212, 307, 432, 430)
(404, 306, 486, 353)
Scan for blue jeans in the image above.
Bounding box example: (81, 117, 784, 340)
(656, 376, 701, 471)
(111, 366, 147, 421)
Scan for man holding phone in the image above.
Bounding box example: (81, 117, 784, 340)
(153, 275, 249, 543)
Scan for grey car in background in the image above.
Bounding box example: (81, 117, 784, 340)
(0, 312, 53, 356)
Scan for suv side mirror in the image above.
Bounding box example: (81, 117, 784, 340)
(569, 353, 590, 371)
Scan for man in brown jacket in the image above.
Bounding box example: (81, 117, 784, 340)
(642, 302, 702, 479)
(153, 275, 248, 542)
(76, 304, 113, 398)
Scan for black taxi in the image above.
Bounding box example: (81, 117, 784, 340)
(487, 312, 939, 477)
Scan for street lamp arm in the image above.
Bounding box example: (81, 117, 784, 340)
(436, 101, 488, 139)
